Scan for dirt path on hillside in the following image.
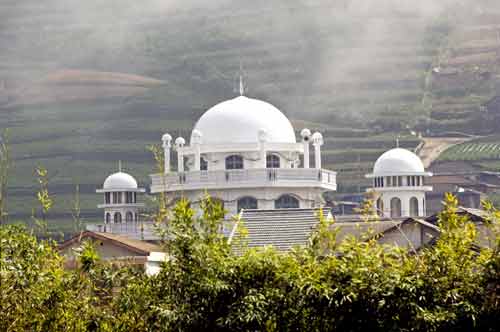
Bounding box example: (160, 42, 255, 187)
(417, 137, 475, 168)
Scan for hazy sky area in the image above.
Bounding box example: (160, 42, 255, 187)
(0, 0, 498, 120)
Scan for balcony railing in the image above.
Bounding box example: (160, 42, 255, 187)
(86, 222, 160, 240)
(150, 168, 337, 193)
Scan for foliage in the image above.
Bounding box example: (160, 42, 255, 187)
(0, 130, 10, 224)
(1, 194, 499, 331)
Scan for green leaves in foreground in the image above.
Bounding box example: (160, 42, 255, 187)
(1, 194, 499, 331)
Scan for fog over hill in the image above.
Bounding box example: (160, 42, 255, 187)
(0, 0, 499, 229)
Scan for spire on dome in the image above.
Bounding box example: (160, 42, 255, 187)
(118, 160, 122, 172)
(238, 60, 245, 96)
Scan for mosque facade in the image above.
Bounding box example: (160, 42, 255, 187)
(92, 90, 432, 238)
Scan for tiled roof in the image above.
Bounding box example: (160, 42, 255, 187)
(231, 208, 332, 251)
(59, 231, 163, 255)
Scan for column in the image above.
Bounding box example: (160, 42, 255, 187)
(175, 137, 185, 172)
(192, 130, 202, 171)
(258, 129, 267, 168)
(300, 128, 311, 168)
(312, 132, 324, 169)
(162, 133, 172, 174)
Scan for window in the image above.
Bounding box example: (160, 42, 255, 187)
(390, 197, 402, 218)
(105, 192, 111, 204)
(126, 211, 134, 222)
(410, 197, 419, 217)
(125, 192, 134, 204)
(225, 155, 243, 169)
(112, 192, 122, 204)
(114, 212, 122, 223)
(376, 198, 384, 216)
(200, 157, 208, 171)
(133, 192, 137, 203)
(275, 195, 299, 209)
(105, 213, 111, 223)
(237, 196, 258, 212)
(266, 154, 280, 168)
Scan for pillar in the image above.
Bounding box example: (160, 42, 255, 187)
(258, 129, 267, 168)
(300, 128, 311, 168)
(312, 132, 323, 169)
(162, 133, 172, 174)
(192, 130, 202, 171)
(175, 137, 185, 172)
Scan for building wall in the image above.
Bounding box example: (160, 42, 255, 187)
(173, 187, 325, 216)
(185, 151, 299, 171)
(379, 191, 426, 217)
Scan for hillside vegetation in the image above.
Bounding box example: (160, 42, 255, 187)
(0, 0, 499, 231)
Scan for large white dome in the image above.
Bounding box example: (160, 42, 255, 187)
(191, 96, 296, 144)
(373, 148, 426, 175)
(103, 172, 138, 190)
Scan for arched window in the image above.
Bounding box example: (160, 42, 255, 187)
(126, 211, 134, 222)
(225, 155, 243, 170)
(410, 197, 419, 217)
(237, 196, 258, 212)
(105, 213, 111, 223)
(390, 197, 402, 218)
(200, 157, 208, 171)
(114, 212, 122, 223)
(376, 198, 384, 217)
(266, 154, 280, 168)
(275, 195, 300, 209)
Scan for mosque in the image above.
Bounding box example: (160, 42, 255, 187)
(87, 84, 435, 247)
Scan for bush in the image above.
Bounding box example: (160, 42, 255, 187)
(1, 195, 499, 331)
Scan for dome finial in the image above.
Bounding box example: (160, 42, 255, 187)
(238, 60, 245, 96)
(118, 160, 122, 172)
(396, 135, 400, 148)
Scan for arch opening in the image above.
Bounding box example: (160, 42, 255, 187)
(390, 197, 402, 218)
(275, 194, 300, 209)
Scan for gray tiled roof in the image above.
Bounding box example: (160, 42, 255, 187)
(231, 208, 332, 252)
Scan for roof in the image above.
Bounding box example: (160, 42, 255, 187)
(102, 171, 138, 190)
(369, 148, 429, 176)
(59, 231, 162, 255)
(231, 208, 331, 251)
(231, 209, 443, 252)
(425, 206, 490, 224)
(191, 96, 296, 145)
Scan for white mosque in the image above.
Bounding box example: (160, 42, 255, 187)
(91, 87, 433, 243)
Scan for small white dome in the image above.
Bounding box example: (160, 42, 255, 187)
(191, 96, 296, 144)
(373, 148, 425, 175)
(103, 172, 138, 190)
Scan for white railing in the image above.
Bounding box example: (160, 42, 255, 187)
(150, 168, 337, 193)
(86, 222, 161, 240)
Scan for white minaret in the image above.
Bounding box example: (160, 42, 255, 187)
(300, 128, 311, 168)
(96, 166, 145, 225)
(175, 137, 186, 172)
(366, 148, 433, 218)
(311, 132, 324, 169)
(162, 133, 172, 174)
(191, 130, 203, 171)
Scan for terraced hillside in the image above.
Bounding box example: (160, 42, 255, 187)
(0, 0, 499, 232)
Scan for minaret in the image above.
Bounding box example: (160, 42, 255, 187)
(97, 165, 145, 226)
(366, 148, 433, 218)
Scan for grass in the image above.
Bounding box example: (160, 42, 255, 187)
(439, 138, 500, 162)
